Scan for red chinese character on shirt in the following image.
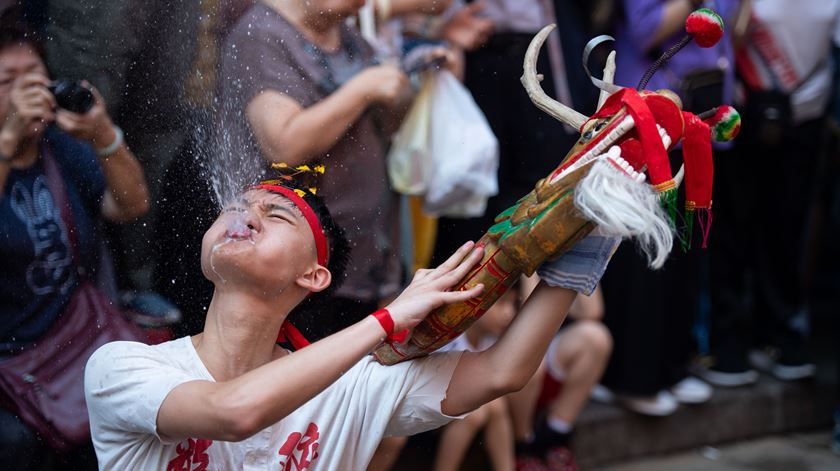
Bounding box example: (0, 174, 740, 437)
(167, 438, 213, 471)
(278, 422, 320, 471)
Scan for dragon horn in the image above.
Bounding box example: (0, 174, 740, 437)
(673, 163, 685, 188)
(521, 25, 588, 130)
(597, 51, 616, 110)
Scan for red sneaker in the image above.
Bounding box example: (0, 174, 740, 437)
(516, 454, 550, 471)
(544, 445, 578, 471)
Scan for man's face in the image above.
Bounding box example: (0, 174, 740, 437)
(0, 44, 49, 137)
(200, 189, 321, 295)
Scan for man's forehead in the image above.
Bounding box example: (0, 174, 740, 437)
(239, 189, 303, 214)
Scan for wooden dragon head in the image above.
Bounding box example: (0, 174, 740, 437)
(374, 9, 740, 365)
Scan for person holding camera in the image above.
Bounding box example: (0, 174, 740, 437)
(0, 12, 148, 469)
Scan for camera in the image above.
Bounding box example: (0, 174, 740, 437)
(48, 79, 94, 114)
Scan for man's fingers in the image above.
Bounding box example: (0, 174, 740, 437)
(434, 240, 476, 274)
(440, 283, 484, 305)
(439, 244, 484, 286)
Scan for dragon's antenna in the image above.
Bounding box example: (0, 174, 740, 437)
(637, 9, 725, 91)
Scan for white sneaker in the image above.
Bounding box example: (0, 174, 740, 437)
(670, 377, 713, 404)
(696, 367, 759, 387)
(772, 363, 816, 381)
(749, 349, 816, 381)
(590, 384, 615, 404)
(617, 390, 678, 416)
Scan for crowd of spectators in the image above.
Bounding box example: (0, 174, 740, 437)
(1, 0, 839, 469)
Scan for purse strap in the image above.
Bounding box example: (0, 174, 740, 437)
(750, 32, 826, 94)
(40, 141, 82, 272)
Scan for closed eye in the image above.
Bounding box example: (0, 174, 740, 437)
(268, 212, 293, 223)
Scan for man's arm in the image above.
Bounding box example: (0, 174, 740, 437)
(156, 242, 485, 443)
(441, 282, 577, 416)
(247, 65, 409, 167)
(442, 234, 620, 416)
(157, 316, 394, 442)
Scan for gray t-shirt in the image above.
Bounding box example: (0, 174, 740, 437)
(218, 3, 402, 301)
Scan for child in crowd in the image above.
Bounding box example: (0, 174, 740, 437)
(510, 281, 612, 471)
(434, 289, 519, 471)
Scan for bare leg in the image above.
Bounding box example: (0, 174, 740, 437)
(546, 321, 613, 423)
(367, 436, 407, 471)
(482, 397, 515, 471)
(506, 359, 546, 441)
(433, 404, 490, 471)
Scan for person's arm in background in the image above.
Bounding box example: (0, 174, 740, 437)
(569, 284, 605, 321)
(440, 1, 494, 52)
(55, 84, 149, 222)
(389, 0, 454, 17)
(624, 0, 704, 53)
(247, 65, 409, 166)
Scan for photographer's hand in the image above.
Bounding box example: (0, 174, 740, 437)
(55, 82, 149, 223)
(0, 73, 55, 158)
(55, 82, 115, 149)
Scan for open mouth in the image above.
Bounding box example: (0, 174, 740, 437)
(225, 218, 253, 241)
(548, 116, 672, 185)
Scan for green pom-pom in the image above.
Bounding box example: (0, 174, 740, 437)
(706, 105, 741, 142)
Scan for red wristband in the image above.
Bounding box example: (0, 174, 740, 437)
(372, 309, 409, 344)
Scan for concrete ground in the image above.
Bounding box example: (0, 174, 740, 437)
(601, 431, 840, 471)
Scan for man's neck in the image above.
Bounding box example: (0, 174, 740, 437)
(265, 0, 341, 50)
(193, 289, 298, 382)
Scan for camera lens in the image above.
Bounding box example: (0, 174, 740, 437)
(49, 79, 94, 114)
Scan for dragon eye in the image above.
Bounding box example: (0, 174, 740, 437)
(593, 121, 607, 132)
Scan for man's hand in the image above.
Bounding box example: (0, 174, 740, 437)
(0, 73, 55, 156)
(440, 1, 494, 51)
(55, 83, 116, 151)
(352, 64, 411, 107)
(386, 241, 485, 332)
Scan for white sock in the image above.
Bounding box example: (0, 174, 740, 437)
(547, 416, 573, 434)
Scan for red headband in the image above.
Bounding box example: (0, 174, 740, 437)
(250, 184, 329, 267)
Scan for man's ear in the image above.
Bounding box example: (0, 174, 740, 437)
(295, 264, 332, 294)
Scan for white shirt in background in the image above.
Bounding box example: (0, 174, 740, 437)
(740, 0, 840, 123)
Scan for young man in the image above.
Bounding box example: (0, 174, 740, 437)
(84, 179, 616, 470)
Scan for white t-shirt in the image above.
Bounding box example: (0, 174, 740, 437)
(740, 0, 840, 123)
(84, 336, 464, 470)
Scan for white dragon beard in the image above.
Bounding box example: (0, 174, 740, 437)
(574, 149, 674, 269)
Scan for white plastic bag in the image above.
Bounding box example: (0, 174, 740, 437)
(387, 73, 434, 195)
(423, 71, 499, 217)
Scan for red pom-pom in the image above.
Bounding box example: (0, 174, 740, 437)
(686, 8, 724, 48)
